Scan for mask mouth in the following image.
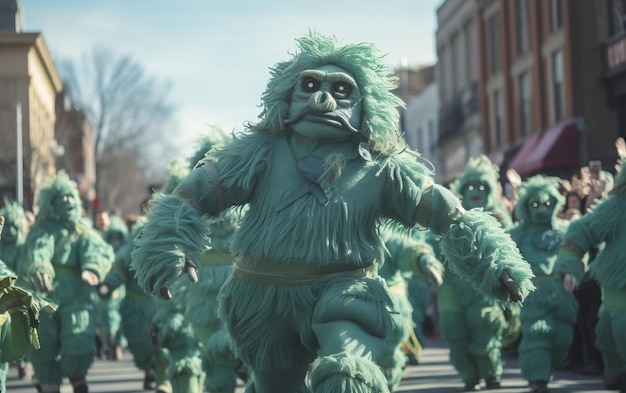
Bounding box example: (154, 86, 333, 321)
(284, 107, 361, 135)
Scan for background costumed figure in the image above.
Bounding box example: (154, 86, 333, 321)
(97, 218, 158, 390)
(0, 216, 41, 393)
(377, 225, 443, 391)
(131, 32, 534, 393)
(508, 175, 577, 393)
(436, 154, 513, 391)
(20, 171, 114, 393)
(94, 212, 128, 361)
(177, 131, 246, 393)
(149, 157, 205, 393)
(557, 151, 626, 392)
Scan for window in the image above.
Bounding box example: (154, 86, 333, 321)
(492, 90, 502, 147)
(552, 50, 564, 122)
(489, 12, 500, 74)
(518, 72, 531, 136)
(550, 0, 562, 32)
(516, 0, 529, 55)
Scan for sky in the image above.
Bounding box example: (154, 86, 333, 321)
(20, 0, 442, 158)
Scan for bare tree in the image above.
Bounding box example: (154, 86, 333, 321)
(59, 46, 178, 215)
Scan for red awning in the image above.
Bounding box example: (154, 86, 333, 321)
(508, 123, 579, 175)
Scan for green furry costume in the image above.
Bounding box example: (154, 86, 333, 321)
(557, 159, 626, 390)
(0, 217, 41, 393)
(151, 157, 205, 393)
(509, 176, 577, 393)
(377, 225, 443, 391)
(20, 171, 114, 393)
(98, 219, 158, 389)
(0, 201, 28, 274)
(132, 33, 534, 393)
(438, 154, 514, 391)
(95, 214, 128, 360)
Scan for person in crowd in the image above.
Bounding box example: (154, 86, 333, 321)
(131, 32, 534, 393)
(508, 175, 577, 393)
(20, 171, 114, 393)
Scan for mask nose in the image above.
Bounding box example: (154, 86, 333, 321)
(308, 91, 337, 113)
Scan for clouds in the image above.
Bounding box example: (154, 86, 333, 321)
(20, 0, 440, 158)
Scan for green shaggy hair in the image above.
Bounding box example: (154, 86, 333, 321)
(450, 154, 501, 210)
(0, 200, 27, 243)
(37, 171, 82, 222)
(252, 31, 406, 155)
(160, 157, 191, 195)
(514, 175, 564, 224)
(188, 126, 229, 169)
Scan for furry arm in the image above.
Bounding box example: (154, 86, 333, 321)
(415, 184, 535, 302)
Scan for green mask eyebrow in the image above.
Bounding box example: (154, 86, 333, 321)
(300, 69, 358, 87)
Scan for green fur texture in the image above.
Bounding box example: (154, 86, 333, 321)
(514, 175, 565, 225)
(309, 353, 389, 393)
(131, 194, 211, 296)
(254, 31, 405, 156)
(36, 171, 82, 223)
(439, 209, 534, 302)
(160, 157, 191, 196)
(450, 155, 501, 211)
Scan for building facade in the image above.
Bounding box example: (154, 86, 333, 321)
(477, 0, 620, 180)
(435, 0, 482, 185)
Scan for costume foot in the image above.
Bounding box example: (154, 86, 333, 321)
(143, 370, 156, 390)
(578, 362, 603, 376)
(603, 375, 621, 390)
(529, 381, 550, 393)
(155, 383, 172, 393)
(485, 377, 501, 389)
(463, 382, 481, 391)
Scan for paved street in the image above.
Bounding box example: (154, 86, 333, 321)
(7, 337, 608, 392)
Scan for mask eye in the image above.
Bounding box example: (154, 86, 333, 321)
(478, 185, 485, 191)
(333, 81, 351, 99)
(301, 77, 320, 92)
(545, 200, 551, 207)
(467, 185, 475, 191)
(531, 201, 539, 208)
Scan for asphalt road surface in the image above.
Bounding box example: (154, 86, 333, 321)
(7, 337, 608, 392)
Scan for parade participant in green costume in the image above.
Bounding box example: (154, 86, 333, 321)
(557, 154, 626, 392)
(20, 171, 114, 393)
(509, 176, 577, 393)
(177, 132, 245, 393)
(437, 154, 514, 391)
(0, 201, 28, 274)
(0, 201, 32, 378)
(377, 225, 443, 391)
(150, 157, 205, 393)
(0, 216, 41, 393)
(132, 32, 534, 393)
(97, 218, 158, 390)
(95, 213, 128, 361)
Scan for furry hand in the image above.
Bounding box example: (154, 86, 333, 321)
(81, 270, 99, 287)
(499, 270, 522, 302)
(158, 257, 198, 300)
(562, 273, 577, 293)
(33, 272, 52, 293)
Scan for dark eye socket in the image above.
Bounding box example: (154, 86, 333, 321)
(302, 77, 320, 92)
(333, 82, 351, 99)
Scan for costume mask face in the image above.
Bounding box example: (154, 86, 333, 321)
(527, 193, 556, 225)
(53, 194, 78, 223)
(0, 217, 19, 243)
(461, 181, 490, 210)
(285, 64, 363, 140)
